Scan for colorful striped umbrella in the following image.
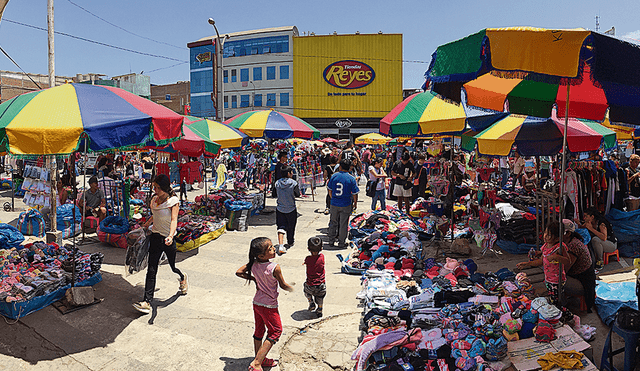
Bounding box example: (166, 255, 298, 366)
(380, 91, 506, 137)
(463, 65, 609, 121)
(321, 137, 339, 143)
(168, 124, 221, 157)
(223, 109, 320, 139)
(0, 83, 183, 155)
(474, 114, 615, 156)
(355, 133, 392, 145)
(552, 115, 617, 152)
(184, 115, 248, 148)
(474, 115, 563, 156)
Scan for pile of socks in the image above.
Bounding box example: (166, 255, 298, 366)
(0, 242, 102, 303)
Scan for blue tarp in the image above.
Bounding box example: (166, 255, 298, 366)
(99, 216, 129, 235)
(495, 239, 535, 255)
(0, 272, 102, 320)
(606, 208, 640, 257)
(0, 224, 25, 249)
(224, 200, 253, 211)
(595, 280, 639, 326)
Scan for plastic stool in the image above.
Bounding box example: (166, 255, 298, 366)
(601, 320, 640, 371)
(604, 250, 620, 265)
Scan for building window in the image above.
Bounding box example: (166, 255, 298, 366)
(231, 95, 237, 108)
(223, 70, 228, 83)
(267, 66, 275, 80)
(254, 94, 262, 107)
(241, 68, 249, 82)
(280, 93, 289, 107)
(267, 93, 276, 106)
(231, 69, 237, 83)
(165, 94, 171, 101)
(221, 35, 288, 58)
(280, 65, 289, 80)
(241, 94, 250, 108)
(253, 67, 262, 81)
(224, 96, 228, 109)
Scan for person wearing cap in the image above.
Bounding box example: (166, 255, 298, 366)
(79, 176, 107, 222)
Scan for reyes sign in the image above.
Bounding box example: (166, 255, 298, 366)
(323, 60, 375, 89)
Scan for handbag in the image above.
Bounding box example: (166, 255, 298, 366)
(366, 180, 376, 197)
(616, 306, 640, 331)
(413, 167, 423, 186)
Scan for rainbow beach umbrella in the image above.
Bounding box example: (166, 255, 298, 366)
(224, 109, 319, 139)
(0, 83, 183, 155)
(380, 91, 506, 137)
(184, 115, 248, 149)
(474, 115, 563, 156)
(167, 124, 221, 157)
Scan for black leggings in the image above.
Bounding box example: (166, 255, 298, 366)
(144, 233, 184, 302)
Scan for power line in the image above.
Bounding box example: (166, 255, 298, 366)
(146, 61, 189, 74)
(66, 0, 187, 51)
(0, 46, 43, 89)
(4, 19, 187, 63)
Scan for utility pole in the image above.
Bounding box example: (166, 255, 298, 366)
(595, 15, 600, 32)
(47, 0, 55, 88)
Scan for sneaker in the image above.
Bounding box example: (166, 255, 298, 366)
(179, 273, 188, 295)
(308, 302, 316, 311)
(276, 244, 287, 255)
(595, 261, 604, 271)
(323, 208, 330, 215)
(316, 309, 323, 318)
(133, 301, 151, 314)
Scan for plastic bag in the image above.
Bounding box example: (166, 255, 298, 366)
(17, 209, 46, 237)
(125, 228, 150, 275)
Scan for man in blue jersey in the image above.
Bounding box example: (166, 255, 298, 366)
(327, 159, 359, 248)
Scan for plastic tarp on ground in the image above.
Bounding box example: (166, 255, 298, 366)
(99, 215, 129, 235)
(0, 223, 25, 249)
(606, 208, 640, 257)
(0, 272, 102, 320)
(595, 280, 639, 326)
(495, 239, 535, 254)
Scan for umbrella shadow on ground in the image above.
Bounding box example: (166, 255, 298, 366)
(291, 309, 321, 322)
(0, 271, 142, 364)
(219, 356, 256, 371)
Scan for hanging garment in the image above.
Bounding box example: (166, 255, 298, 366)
(563, 170, 579, 220)
(156, 163, 169, 178)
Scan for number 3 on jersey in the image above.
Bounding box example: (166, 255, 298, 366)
(334, 183, 344, 197)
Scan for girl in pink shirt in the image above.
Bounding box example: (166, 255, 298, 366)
(541, 221, 571, 305)
(236, 237, 294, 371)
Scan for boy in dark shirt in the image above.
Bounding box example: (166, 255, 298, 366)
(303, 237, 326, 318)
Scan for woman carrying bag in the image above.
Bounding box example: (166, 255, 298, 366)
(133, 174, 188, 314)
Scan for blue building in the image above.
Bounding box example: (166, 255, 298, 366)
(187, 26, 297, 120)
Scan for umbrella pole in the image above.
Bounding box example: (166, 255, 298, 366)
(204, 157, 207, 196)
(558, 83, 571, 305)
(82, 141, 87, 243)
(450, 136, 455, 242)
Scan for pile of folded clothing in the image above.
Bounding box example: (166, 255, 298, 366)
(0, 241, 103, 303)
(192, 190, 265, 218)
(350, 253, 590, 371)
(175, 215, 227, 245)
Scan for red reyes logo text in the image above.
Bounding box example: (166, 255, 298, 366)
(323, 60, 375, 89)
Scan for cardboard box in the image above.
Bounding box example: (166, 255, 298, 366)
(508, 325, 592, 371)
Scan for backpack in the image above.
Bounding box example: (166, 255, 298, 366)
(18, 209, 46, 237)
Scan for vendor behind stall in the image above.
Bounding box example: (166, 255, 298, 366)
(627, 154, 640, 197)
(79, 176, 107, 222)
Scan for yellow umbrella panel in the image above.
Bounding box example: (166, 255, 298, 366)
(355, 133, 392, 145)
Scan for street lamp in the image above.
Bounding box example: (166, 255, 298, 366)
(208, 18, 225, 121)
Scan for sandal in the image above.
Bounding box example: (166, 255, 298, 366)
(262, 358, 278, 368)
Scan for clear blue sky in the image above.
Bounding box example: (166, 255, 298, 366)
(1, 0, 638, 89)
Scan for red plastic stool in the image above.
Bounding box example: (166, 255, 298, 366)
(603, 250, 620, 265)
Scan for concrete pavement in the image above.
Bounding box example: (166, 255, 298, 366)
(0, 185, 363, 370)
